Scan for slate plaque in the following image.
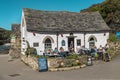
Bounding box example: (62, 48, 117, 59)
(38, 58, 48, 72)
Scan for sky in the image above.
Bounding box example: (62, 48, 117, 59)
(0, 0, 104, 30)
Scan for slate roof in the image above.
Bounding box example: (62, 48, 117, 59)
(23, 8, 110, 32)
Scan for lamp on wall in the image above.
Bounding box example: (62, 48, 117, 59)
(104, 32, 106, 36)
(33, 32, 36, 36)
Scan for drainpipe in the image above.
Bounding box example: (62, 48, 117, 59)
(84, 32, 86, 48)
(56, 32, 58, 51)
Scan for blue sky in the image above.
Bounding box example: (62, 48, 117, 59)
(0, 0, 104, 30)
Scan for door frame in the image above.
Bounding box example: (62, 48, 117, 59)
(68, 37, 74, 50)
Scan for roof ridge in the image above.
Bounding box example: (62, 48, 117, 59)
(23, 8, 99, 14)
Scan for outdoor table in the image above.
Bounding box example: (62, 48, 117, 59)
(48, 54, 60, 57)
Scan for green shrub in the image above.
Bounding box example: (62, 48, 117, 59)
(25, 47, 37, 56)
(66, 54, 79, 60)
(64, 59, 74, 67)
(109, 33, 118, 42)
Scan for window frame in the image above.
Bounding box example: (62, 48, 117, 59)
(77, 39, 81, 46)
(33, 42, 39, 47)
(44, 38, 52, 50)
(61, 40, 65, 46)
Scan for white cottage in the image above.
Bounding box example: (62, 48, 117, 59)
(21, 8, 110, 55)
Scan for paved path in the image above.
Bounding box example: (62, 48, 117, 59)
(0, 54, 120, 80)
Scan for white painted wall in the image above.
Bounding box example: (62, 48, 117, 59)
(23, 31, 109, 55)
(85, 32, 109, 49)
(25, 32, 86, 55)
(26, 32, 57, 55)
(21, 11, 27, 55)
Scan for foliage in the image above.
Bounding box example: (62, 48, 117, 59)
(25, 47, 37, 56)
(106, 47, 114, 54)
(64, 59, 74, 67)
(0, 28, 11, 45)
(66, 54, 79, 60)
(81, 0, 120, 31)
(109, 33, 118, 42)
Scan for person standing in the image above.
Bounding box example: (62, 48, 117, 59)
(98, 45, 103, 60)
(70, 41, 73, 48)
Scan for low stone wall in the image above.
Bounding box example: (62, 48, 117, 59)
(21, 55, 88, 72)
(47, 55, 88, 69)
(21, 55, 38, 70)
(49, 64, 86, 72)
(9, 37, 21, 58)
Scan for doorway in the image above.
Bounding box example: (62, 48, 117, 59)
(68, 37, 74, 50)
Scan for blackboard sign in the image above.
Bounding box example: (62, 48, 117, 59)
(38, 58, 48, 72)
(116, 32, 120, 39)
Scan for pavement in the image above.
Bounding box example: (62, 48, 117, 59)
(0, 54, 120, 80)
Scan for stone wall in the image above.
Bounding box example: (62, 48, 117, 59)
(9, 37, 21, 58)
(47, 55, 88, 68)
(21, 55, 88, 71)
(21, 55, 38, 70)
(9, 24, 21, 58)
(108, 41, 120, 58)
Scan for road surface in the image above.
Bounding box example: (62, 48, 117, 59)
(0, 54, 120, 80)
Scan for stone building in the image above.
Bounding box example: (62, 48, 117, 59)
(21, 8, 110, 55)
(9, 24, 21, 58)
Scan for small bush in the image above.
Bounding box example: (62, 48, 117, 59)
(64, 59, 74, 67)
(25, 47, 37, 56)
(109, 33, 118, 42)
(66, 54, 79, 60)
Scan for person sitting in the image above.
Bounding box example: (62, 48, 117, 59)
(69, 48, 75, 54)
(98, 45, 103, 60)
(49, 49, 54, 55)
(104, 44, 109, 51)
(81, 45, 86, 55)
(59, 47, 66, 57)
(76, 46, 81, 54)
(53, 47, 58, 54)
(90, 46, 96, 57)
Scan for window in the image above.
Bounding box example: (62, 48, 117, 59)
(77, 39, 81, 46)
(45, 38, 52, 50)
(61, 40, 65, 46)
(23, 40, 25, 42)
(104, 33, 106, 36)
(89, 38, 95, 48)
(22, 48, 25, 52)
(33, 42, 39, 47)
(88, 35, 97, 48)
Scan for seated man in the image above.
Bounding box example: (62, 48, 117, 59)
(53, 47, 58, 54)
(90, 47, 96, 57)
(59, 47, 66, 57)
